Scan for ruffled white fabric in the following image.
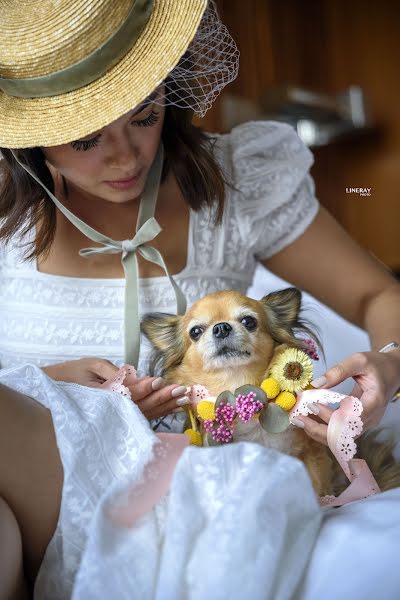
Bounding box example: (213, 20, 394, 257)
(229, 121, 317, 260)
(0, 363, 323, 600)
(2, 364, 400, 600)
(72, 445, 321, 600)
(0, 363, 157, 598)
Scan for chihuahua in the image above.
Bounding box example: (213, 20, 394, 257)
(141, 288, 400, 497)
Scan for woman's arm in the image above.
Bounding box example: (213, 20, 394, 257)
(261, 204, 400, 348)
(261, 205, 400, 444)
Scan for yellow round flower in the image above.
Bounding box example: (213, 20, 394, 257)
(184, 429, 203, 446)
(269, 348, 313, 393)
(274, 391, 297, 411)
(197, 400, 216, 421)
(260, 377, 281, 399)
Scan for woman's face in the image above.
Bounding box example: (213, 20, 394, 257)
(42, 87, 165, 205)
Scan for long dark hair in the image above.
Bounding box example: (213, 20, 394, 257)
(0, 104, 230, 261)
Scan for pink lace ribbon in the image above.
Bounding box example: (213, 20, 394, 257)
(100, 364, 138, 398)
(101, 369, 380, 523)
(99, 365, 190, 526)
(108, 432, 189, 527)
(289, 389, 381, 507)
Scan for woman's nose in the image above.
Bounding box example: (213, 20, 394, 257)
(106, 136, 139, 171)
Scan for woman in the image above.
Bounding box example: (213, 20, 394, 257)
(1, 0, 400, 597)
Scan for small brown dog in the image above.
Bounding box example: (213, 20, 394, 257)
(141, 288, 400, 496)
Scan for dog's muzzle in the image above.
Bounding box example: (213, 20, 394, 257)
(212, 322, 251, 358)
(213, 322, 232, 339)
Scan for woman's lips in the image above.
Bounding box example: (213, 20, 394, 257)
(104, 171, 142, 190)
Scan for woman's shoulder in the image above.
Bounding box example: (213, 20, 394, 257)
(206, 120, 320, 260)
(207, 120, 314, 187)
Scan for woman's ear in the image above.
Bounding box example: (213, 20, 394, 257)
(140, 312, 186, 371)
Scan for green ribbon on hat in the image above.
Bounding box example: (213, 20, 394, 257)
(0, 0, 153, 98)
(11, 143, 187, 368)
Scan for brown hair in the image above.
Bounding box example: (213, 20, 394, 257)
(0, 104, 230, 261)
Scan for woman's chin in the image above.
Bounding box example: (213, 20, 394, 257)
(99, 184, 144, 205)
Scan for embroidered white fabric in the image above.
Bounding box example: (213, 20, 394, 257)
(0, 363, 157, 598)
(0, 120, 319, 433)
(0, 363, 323, 600)
(1, 365, 400, 600)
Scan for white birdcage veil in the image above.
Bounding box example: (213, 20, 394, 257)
(151, 1, 239, 117)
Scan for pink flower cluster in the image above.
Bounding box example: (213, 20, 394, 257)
(236, 392, 264, 423)
(204, 401, 235, 443)
(204, 392, 264, 443)
(215, 402, 236, 425)
(302, 338, 319, 360)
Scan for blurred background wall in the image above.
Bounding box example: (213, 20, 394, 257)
(198, 0, 400, 276)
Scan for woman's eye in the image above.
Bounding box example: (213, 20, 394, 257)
(69, 109, 160, 151)
(70, 136, 100, 151)
(189, 326, 204, 341)
(133, 110, 160, 127)
(241, 316, 257, 331)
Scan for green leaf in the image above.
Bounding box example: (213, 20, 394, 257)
(259, 403, 290, 433)
(215, 390, 236, 410)
(234, 384, 268, 406)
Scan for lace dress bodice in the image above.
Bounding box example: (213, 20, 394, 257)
(0, 120, 319, 431)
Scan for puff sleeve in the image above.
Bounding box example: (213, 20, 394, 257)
(229, 120, 320, 260)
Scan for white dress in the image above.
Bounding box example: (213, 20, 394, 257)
(1, 121, 399, 599)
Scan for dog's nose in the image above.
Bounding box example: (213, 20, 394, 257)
(213, 322, 232, 339)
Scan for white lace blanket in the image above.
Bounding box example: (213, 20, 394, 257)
(0, 364, 399, 600)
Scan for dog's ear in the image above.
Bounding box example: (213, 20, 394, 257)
(260, 287, 324, 360)
(261, 288, 301, 331)
(140, 312, 186, 372)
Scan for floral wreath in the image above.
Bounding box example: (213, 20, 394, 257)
(184, 342, 318, 446)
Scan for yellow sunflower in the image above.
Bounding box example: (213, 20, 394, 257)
(269, 348, 313, 393)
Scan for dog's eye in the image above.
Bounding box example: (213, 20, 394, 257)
(189, 326, 204, 341)
(240, 316, 257, 331)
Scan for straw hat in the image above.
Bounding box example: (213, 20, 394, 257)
(0, 0, 208, 148)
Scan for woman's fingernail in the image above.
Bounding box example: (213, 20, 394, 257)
(308, 402, 320, 415)
(171, 385, 187, 398)
(311, 376, 326, 388)
(151, 377, 165, 391)
(172, 407, 185, 413)
(291, 417, 305, 428)
(176, 396, 190, 406)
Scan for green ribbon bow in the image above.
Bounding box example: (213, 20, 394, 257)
(11, 143, 187, 367)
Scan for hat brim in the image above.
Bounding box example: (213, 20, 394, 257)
(0, 0, 207, 148)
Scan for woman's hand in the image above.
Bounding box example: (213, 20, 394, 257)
(42, 360, 190, 421)
(292, 350, 400, 446)
(42, 358, 119, 387)
(127, 377, 190, 421)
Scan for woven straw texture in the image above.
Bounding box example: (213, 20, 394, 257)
(0, 0, 207, 148)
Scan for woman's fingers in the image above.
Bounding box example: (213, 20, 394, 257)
(291, 403, 335, 446)
(128, 377, 191, 420)
(308, 403, 333, 423)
